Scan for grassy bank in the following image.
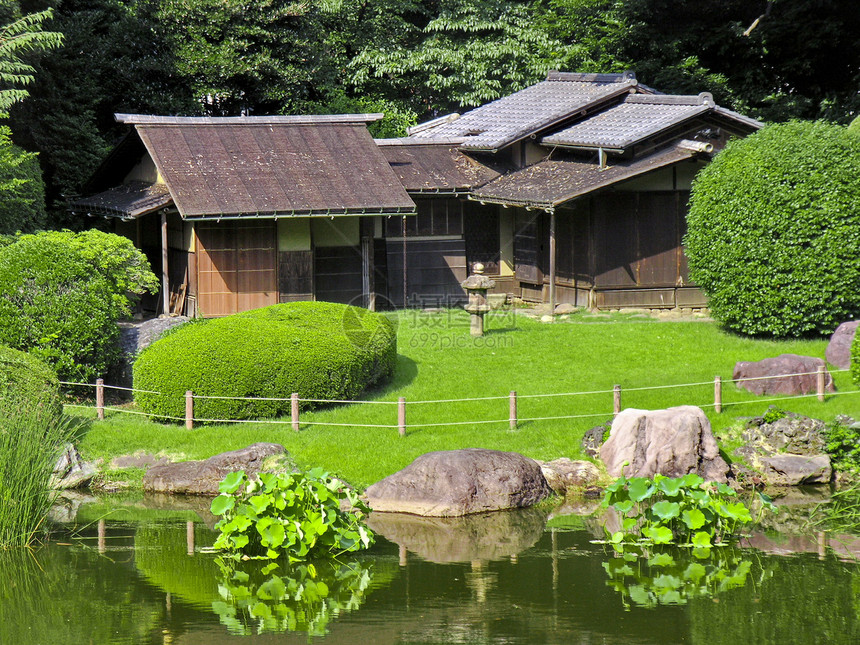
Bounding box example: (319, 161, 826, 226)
(74, 309, 860, 488)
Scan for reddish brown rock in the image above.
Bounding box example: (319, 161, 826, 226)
(599, 406, 729, 483)
(143, 443, 286, 495)
(733, 354, 834, 396)
(825, 321, 860, 369)
(364, 449, 552, 517)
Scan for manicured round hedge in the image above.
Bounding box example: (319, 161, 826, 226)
(685, 120, 860, 337)
(133, 302, 397, 421)
(0, 345, 62, 418)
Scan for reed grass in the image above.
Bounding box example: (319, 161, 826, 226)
(0, 405, 76, 547)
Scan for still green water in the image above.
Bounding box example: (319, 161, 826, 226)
(1, 496, 858, 645)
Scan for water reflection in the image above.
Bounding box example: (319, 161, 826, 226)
(602, 546, 755, 610)
(366, 506, 548, 563)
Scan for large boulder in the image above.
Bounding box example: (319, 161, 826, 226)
(536, 458, 601, 495)
(143, 443, 287, 495)
(733, 411, 832, 487)
(826, 321, 860, 369)
(760, 455, 832, 486)
(364, 449, 553, 517)
(599, 406, 729, 483)
(733, 354, 835, 396)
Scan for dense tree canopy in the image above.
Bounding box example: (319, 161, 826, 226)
(1, 0, 855, 228)
(684, 121, 860, 338)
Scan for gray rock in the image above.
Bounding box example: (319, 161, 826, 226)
(600, 406, 729, 482)
(826, 321, 860, 369)
(554, 303, 577, 315)
(581, 423, 610, 459)
(537, 458, 601, 495)
(742, 411, 827, 456)
(143, 442, 287, 495)
(364, 449, 553, 517)
(760, 454, 832, 486)
(109, 316, 190, 390)
(733, 354, 835, 396)
(51, 444, 98, 490)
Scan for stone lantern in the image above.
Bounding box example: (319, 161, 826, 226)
(461, 263, 496, 337)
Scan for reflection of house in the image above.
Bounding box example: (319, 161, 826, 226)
(71, 72, 760, 316)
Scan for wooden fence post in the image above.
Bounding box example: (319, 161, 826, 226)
(291, 393, 300, 431)
(96, 378, 105, 420)
(714, 376, 722, 414)
(398, 397, 406, 436)
(509, 391, 517, 429)
(185, 391, 194, 430)
(613, 385, 621, 416)
(186, 520, 195, 556)
(817, 365, 826, 402)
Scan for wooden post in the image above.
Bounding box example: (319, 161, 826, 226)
(613, 384, 621, 416)
(96, 378, 105, 420)
(161, 211, 169, 316)
(548, 210, 557, 315)
(185, 391, 194, 430)
(97, 519, 106, 554)
(291, 392, 300, 431)
(509, 390, 517, 429)
(361, 233, 375, 311)
(186, 520, 195, 556)
(398, 397, 406, 436)
(817, 365, 826, 402)
(714, 376, 722, 414)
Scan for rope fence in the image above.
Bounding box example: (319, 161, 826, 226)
(61, 368, 855, 435)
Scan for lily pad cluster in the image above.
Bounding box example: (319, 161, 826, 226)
(600, 473, 769, 550)
(604, 547, 754, 610)
(211, 468, 374, 561)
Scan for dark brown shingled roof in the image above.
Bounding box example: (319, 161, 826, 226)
(121, 115, 415, 219)
(471, 145, 700, 210)
(408, 72, 640, 152)
(376, 140, 501, 192)
(69, 181, 172, 219)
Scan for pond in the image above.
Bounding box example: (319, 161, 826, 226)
(3, 491, 859, 644)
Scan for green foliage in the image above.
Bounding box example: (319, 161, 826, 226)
(211, 468, 374, 562)
(603, 545, 753, 610)
(761, 405, 787, 424)
(0, 3, 63, 113)
(0, 229, 157, 381)
(0, 404, 77, 546)
(685, 121, 860, 337)
(0, 344, 61, 417)
(600, 473, 763, 550)
(213, 557, 377, 637)
(302, 88, 418, 139)
(824, 419, 860, 473)
(134, 301, 397, 421)
(0, 123, 45, 233)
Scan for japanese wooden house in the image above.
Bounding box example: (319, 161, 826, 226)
(71, 72, 761, 316)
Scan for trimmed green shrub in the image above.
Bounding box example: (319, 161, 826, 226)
(0, 230, 158, 381)
(0, 345, 62, 418)
(685, 120, 860, 337)
(134, 302, 397, 420)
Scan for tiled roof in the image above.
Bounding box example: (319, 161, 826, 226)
(69, 181, 172, 219)
(408, 72, 639, 152)
(376, 140, 500, 192)
(542, 94, 715, 150)
(123, 115, 415, 219)
(471, 144, 700, 209)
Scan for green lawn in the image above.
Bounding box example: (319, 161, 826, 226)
(74, 309, 860, 488)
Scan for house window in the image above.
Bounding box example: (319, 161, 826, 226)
(385, 198, 463, 237)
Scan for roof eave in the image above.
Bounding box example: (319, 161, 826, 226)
(180, 206, 417, 221)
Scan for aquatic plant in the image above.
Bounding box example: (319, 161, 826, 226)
(210, 468, 373, 561)
(212, 558, 377, 637)
(600, 473, 771, 550)
(809, 482, 860, 534)
(0, 405, 77, 546)
(603, 545, 754, 610)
